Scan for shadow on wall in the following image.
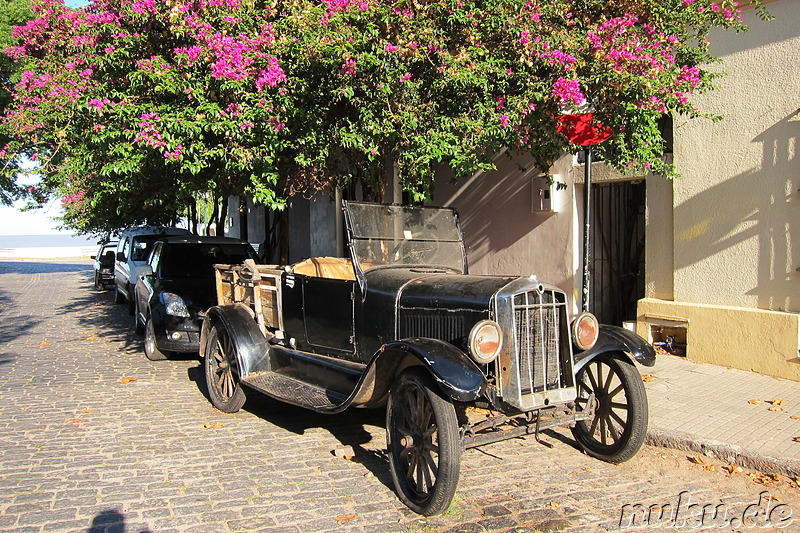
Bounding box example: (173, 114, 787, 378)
(673, 110, 800, 312)
(433, 150, 574, 290)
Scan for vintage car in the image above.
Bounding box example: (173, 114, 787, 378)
(200, 201, 655, 516)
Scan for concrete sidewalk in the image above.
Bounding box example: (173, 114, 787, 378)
(643, 354, 800, 477)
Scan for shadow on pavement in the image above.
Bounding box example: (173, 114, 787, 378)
(0, 260, 91, 275)
(88, 509, 152, 533)
(57, 281, 143, 356)
(186, 363, 394, 490)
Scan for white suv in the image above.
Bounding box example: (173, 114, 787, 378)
(114, 226, 192, 313)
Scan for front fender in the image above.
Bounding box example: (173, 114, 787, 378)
(377, 338, 486, 403)
(201, 304, 270, 376)
(574, 325, 656, 372)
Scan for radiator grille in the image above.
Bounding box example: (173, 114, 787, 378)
(513, 290, 564, 394)
(399, 312, 468, 345)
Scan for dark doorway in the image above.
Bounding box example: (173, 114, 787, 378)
(590, 180, 646, 326)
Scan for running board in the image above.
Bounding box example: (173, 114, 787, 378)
(242, 371, 348, 413)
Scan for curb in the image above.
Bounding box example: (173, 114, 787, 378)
(646, 427, 800, 478)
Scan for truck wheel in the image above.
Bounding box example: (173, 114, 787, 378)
(387, 368, 461, 516)
(204, 322, 247, 413)
(94, 272, 104, 290)
(571, 353, 648, 463)
(144, 318, 169, 361)
(114, 286, 125, 304)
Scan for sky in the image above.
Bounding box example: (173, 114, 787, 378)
(0, 0, 88, 235)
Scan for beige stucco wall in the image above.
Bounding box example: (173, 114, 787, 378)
(642, 0, 800, 379)
(432, 152, 581, 307)
(671, 0, 800, 311)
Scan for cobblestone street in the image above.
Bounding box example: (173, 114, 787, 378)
(1, 260, 798, 533)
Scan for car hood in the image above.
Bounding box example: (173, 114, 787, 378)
(365, 268, 517, 312)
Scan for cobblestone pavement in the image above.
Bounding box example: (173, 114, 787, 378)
(1, 260, 799, 533)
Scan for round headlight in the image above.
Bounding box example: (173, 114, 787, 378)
(572, 312, 599, 351)
(468, 320, 503, 364)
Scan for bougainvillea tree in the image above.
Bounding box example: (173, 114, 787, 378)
(0, 0, 757, 234)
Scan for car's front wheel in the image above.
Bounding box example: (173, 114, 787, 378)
(94, 272, 104, 290)
(144, 318, 169, 361)
(386, 368, 461, 516)
(204, 322, 247, 413)
(571, 353, 648, 463)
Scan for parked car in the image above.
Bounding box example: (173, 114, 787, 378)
(133, 236, 258, 361)
(199, 201, 656, 516)
(91, 241, 118, 290)
(114, 226, 192, 313)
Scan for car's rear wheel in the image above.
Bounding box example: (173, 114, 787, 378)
(571, 353, 648, 463)
(94, 272, 104, 290)
(204, 322, 247, 413)
(387, 368, 461, 516)
(144, 318, 169, 361)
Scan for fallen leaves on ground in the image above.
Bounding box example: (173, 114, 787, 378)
(769, 406, 784, 412)
(771, 398, 784, 405)
(85, 336, 97, 341)
(750, 472, 782, 486)
(203, 422, 224, 429)
(79, 330, 90, 335)
(80, 409, 94, 414)
(641, 375, 655, 382)
(39, 342, 52, 347)
(332, 514, 358, 524)
(65, 419, 85, 424)
(791, 416, 800, 420)
(793, 437, 800, 442)
(748, 399, 764, 405)
(723, 464, 745, 474)
(689, 455, 709, 465)
(119, 377, 137, 384)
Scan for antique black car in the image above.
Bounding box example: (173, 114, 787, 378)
(200, 201, 655, 516)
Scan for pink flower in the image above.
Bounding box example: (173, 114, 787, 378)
(340, 59, 357, 76)
(499, 115, 510, 127)
(400, 73, 412, 82)
(384, 43, 398, 53)
(552, 78, 586, 108)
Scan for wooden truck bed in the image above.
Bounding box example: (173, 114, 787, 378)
(213, 259, 284, 337)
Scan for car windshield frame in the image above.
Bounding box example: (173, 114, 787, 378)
(343, 201, 468, 278)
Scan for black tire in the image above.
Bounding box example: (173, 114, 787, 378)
(571, 354, 648, 463)
(144, 318, 169, 361)
(386, 368, 461, 516)
(204, 322, 247, 413)
(134, 301, 144, 335)
(114, 286, 125, 304)
(94, 272, 104, 290)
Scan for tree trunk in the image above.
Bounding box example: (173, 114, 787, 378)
(219, 195, 228, 237)
(238, 196, 248, 242)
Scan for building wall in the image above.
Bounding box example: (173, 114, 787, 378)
(642, 0, 800, 379)
(432, 151, 581, 307)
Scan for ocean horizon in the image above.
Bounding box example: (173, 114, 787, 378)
(0, 234, 99, 249)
